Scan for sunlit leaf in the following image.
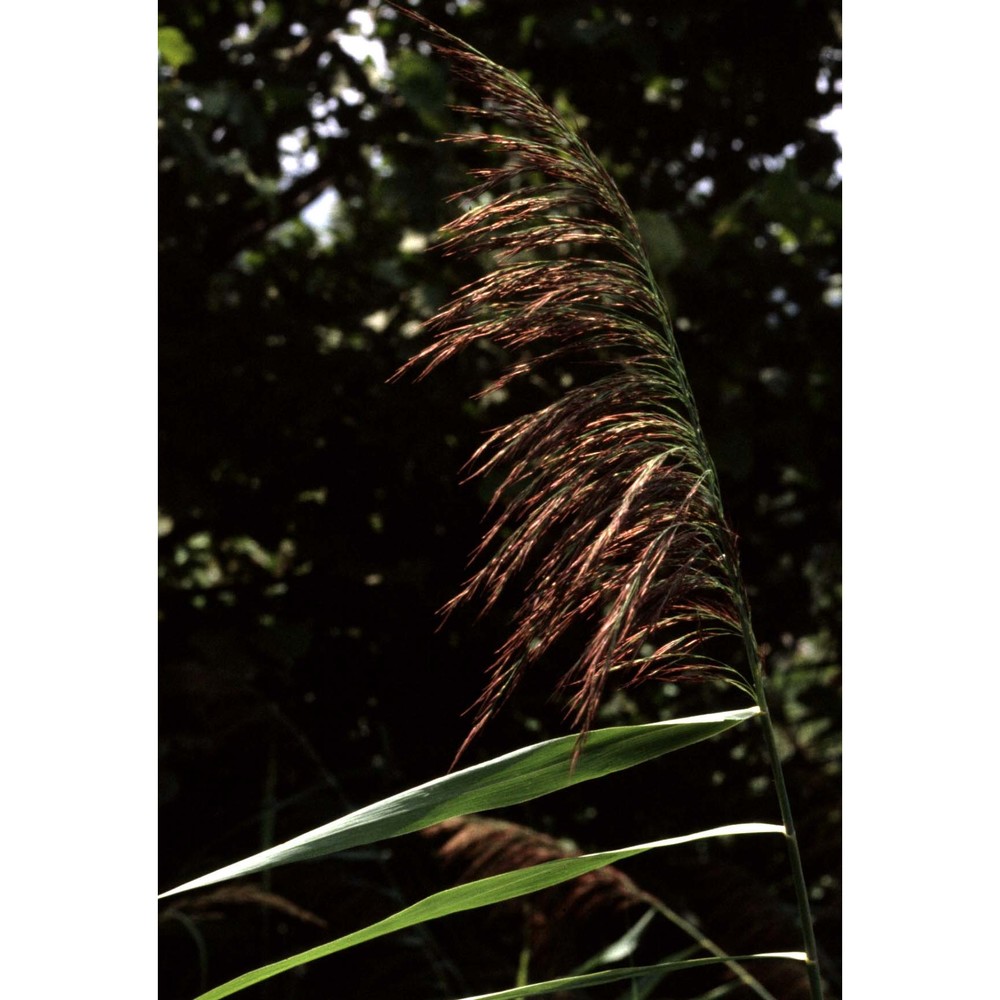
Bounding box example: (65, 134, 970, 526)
(161, 707, 758, 899)
(455, 953, 807, 1000)
(193, 823, 786, 999)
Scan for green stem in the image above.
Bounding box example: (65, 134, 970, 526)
(639, 230, 824, 1000)
(737, 612, 824, 1000)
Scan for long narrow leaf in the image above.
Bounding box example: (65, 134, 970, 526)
(612, 948, 700, 1000)
(452, 953, 807, 1000)
(160, 707, 757, 899)
(193, 823, 785, 1000)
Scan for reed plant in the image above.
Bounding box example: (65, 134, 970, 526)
(160, 9, 827, 999)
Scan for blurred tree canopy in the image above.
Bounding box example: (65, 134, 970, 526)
(159, 2, 841, 997)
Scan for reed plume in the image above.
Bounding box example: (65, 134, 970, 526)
(393, 8, 757, 754)
(393, 15, 825, 995)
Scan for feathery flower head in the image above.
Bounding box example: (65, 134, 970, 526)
(392, 6, 756, 756)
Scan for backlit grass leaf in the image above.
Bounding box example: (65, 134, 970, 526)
(454, 953, 808, 1000)
(192, 823, 786, 1000)
(160, 707, 758, 899)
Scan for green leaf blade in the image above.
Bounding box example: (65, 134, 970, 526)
(160, 706, 759, 899)
(456, 953, 808, 1000)
(193, 822, 785, 1000)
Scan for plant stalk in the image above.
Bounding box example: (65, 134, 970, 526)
(738, 614, 824, 1000)
(641, 230, 824, 1000)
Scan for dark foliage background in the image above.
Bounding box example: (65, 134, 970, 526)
(159, 2, 841, 997)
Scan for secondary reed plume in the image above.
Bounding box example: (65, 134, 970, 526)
(424, 815, 653, 979)
(393, 8, 757, 754)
